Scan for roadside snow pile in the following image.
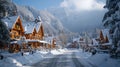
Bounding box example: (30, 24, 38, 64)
(74, 49, 120, 67)
(101, 57, 120, 67)
(51, 48, 68, 55)
(88, 53, 120, 67)
(51, 50, 62, 55)
(75, 49, 92, 59)
(0, 51, 52, 67)
(87, 54, 109, 66)
(0, 49, 66, 67)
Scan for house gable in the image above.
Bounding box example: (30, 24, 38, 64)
(12, 16, 24, 32)
(2, 16, 24, 39)
(37, 23, 44, 40)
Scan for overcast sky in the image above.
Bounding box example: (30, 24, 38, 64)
(13, 0, 106, 10)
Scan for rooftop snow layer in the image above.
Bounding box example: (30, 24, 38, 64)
(2, 16, 18, 29)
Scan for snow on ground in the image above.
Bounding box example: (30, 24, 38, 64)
(0, 49, 66, 67)
(1, 48, 120, 67)
(87, 53, 120, 67)
(75, 49, 120, 67)
(51, 48, 68, 55)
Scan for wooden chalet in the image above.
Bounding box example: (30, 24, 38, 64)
(2, 16, 25, 52)
(1, 16, 55, 52)
(35, 22, 44, 40)
(99, 29, 109, 44)
(23, 17, 46, 49)
(99, 29, 112, 50)
(2, 16, 24, 40)
(24, 22, 37, 39)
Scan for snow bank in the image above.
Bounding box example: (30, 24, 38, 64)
(0, 49, 66, 67)
(75, 49, 120, 67)
(0, 52, 45, 67)
(50, 48, 68, 55)
(75, 49, 92, 59)
(87, 53, 120, 67)
(87, 54, 109, 66)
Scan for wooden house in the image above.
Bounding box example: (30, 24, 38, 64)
(35, 22, 44, 40)
(2, 16, 24, 40)
(24, 18, 44, 40)
(99, 29, 110, 44)
(24, 22, 37, 40)
(24, 18, 45, 49)
(99, 30, 105, 43)
(2, 16, 25, 53)
(99, 29, 112, 50)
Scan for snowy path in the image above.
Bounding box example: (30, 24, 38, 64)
(72, 53, 85, 67)
(32, 49, 96, 67)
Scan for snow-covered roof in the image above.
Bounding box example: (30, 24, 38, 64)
(23, 21, 42, 34)
(10, 39, 27, 46)
(102, 29, 110, 39)
(73, 38, 80, 42)
(23, 22, 36, 34)
(92, 39, 99, 46)
(2, 16, 18, 29)
(102, 42, 112, 46)
(39, 40, 49, 44)
(10, 41, 17, 44)
(35, 22, 42, 32)
(27, 39, 49, 44)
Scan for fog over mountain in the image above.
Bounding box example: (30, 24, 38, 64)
(47, 7, 107, 32)
(46, 0, 107, 32)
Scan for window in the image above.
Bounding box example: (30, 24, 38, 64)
(16, 23, 20, 30)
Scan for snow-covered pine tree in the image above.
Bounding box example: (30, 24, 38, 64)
(0, 1, 10, 50)
(0, 20, 10, 49)
(103, 0, 120, 47)
(0, 0, 17, 18)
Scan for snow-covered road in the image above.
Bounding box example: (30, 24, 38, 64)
(1, 49, 120, 67)
(32, 50, 95, 67)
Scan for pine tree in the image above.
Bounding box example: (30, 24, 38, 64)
(0, 1, 10, 49)
(0, 20, 10, 49)
(0, 0, 17, 18)
(103, 0, 120, 47)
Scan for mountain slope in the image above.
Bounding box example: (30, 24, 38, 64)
(16, 5, 69, 35)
